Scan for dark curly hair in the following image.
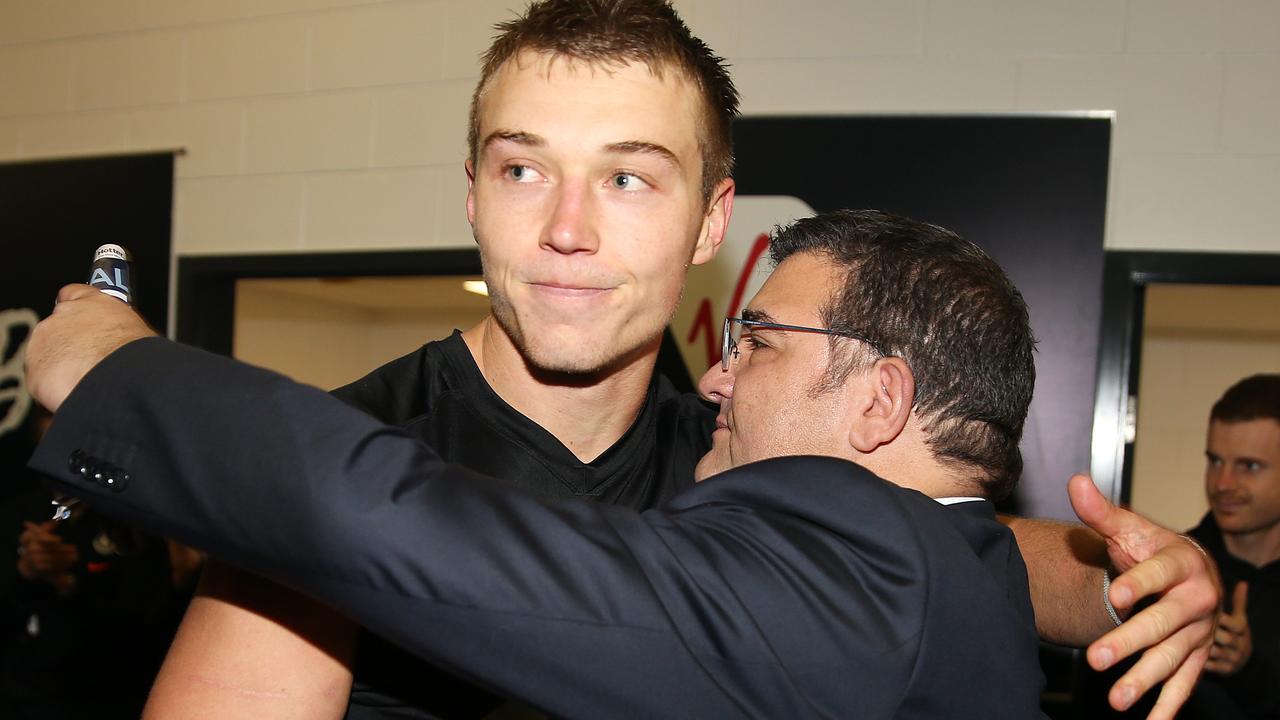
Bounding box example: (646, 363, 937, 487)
(769, 209, 1037, 500)
(1211, 375, 1280, 425)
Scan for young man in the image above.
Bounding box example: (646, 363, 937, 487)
(1183, 375, 1280, 719)
(170, 3, 735, 716)
(34, 2, 1218, 718)
(29, 209, 1053, 717)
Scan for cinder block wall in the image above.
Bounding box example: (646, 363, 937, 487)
(1, 0, 1277, 256)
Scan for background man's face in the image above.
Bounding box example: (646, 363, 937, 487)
(467, 52, 718, 374)
(694, 252, 856, 480)
(1205, 418, 1280, 537)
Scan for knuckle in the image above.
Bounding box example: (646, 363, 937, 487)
(1141, 556, 1176, 594)
(1196, 588, 1220, 615)
(1110, 629, 1136, 657)
(1147, 609, 1174, 646)
(1158, 684, 1190, 709)
(1153, 645, 1181, 677)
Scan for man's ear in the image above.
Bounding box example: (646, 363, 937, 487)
(691, 177, 735, 266)
(464, 159, 477, 228)
(848, 357, 915, 453)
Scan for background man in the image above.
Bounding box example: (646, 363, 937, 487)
(1183, 375, 1280, 719)
(28, 209, 1059, 717)
(31, 2, 1220, 718)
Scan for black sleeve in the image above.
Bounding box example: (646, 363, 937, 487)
(29, 338, 931, 718)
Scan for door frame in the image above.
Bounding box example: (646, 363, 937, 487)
(1091, 250, 1280, 503)
(175, 249, 483, 356)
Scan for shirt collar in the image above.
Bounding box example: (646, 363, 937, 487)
(934, 496, 985, 505)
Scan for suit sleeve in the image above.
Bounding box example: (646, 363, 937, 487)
(30, 337, 930, 719)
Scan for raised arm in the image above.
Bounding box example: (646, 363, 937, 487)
(28, 330, 732, 716)
(1003, 514, 1114, 644)
(143, 562, 355, 720)
(27, 294, 1029, 717)
(1004, 477, 1221, 720)
(26, 288, 721, 714)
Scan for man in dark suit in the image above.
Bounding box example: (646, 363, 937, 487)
(23, 209, 1152, 716)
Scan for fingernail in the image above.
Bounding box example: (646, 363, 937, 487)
(1111, 585, 1132, 607)
(1119, 685, 1136, 709)
(1094, 646, 1114, 669)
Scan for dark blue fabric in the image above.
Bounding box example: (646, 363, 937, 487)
(1185, 513, 1280, 719)
(32, 337, 1044, 719)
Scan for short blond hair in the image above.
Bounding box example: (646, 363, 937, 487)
(468, 0, 738, 200)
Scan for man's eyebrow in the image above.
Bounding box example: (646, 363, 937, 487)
(741, 308, 777, 324)
(482, 130, 545, 151)
(604, 140, 681, 170)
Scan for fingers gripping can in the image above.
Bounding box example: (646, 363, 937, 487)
(88, 244, 132, 304)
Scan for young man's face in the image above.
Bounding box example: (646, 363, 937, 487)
(467, 52, 731, 374)
(694, 252, 858, 481)
(1205, 418, 1280, 538)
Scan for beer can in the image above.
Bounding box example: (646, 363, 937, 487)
(88, 244, 132, 304)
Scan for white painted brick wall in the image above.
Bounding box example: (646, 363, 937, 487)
(19, 111, 130, 157)
(371, 81, 473, 167)
(243, 91, 375, 173)
(0, 0, 1276, 255)
(0, 122, 18, 158)
(186, 19, 310, 101)
(74, 31, 185, 109)
(310, 3, 447, 89)
(0, 43, 73, 117)
(177, 174, 307, 252)
(305, 167, 440, 249)
(127, 101, 244, 177)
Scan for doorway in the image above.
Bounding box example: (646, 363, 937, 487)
(1092, 252, 1280, 507)
(1128, 283, 1280, 529)
(234, 275, 489, 389)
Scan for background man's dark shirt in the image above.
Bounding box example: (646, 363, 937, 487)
(332, 331, 714, 719)
(1184, 513, 1280, 719)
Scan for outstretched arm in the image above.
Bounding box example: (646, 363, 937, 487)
(1005, 476, 1220, 719)
(1003, 514, 1113, 644)
(26, 311, 731, 716)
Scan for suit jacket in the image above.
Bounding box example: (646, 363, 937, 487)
(31, 338, 1043, 719)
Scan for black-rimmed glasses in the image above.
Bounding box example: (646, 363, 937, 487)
(721, 316, 884, 371)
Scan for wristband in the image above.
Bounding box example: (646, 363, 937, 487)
(1102, 567, 1123, 627)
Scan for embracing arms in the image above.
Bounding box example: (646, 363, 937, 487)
(26, 286, 1222, 718)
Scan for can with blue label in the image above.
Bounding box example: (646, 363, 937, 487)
(88, 244, 132, 304)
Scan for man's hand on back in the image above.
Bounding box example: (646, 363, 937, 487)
(25, 283, 156, 413)
(1069, 474, 1221, 720)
